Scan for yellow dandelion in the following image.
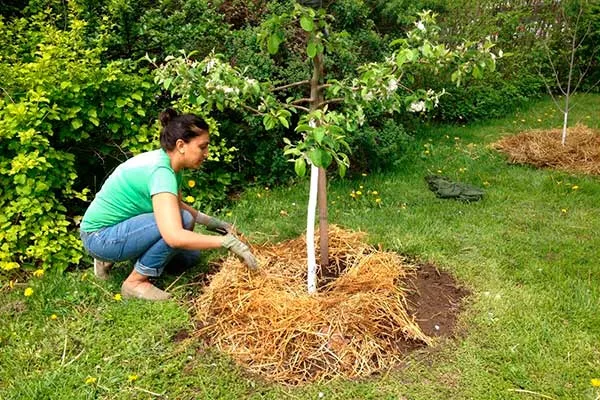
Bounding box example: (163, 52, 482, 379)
(561, 208, 567, 213)
(188, 180, 196, 188)
(586, 116, 591, 119)
(225, 211, 233, 217)
(361, 173, 367, 177)
(279, 210, 288, 216)
(185, 195, 195, 203)
(256, 193, 262, 198)
(33, 269, 44, 278)
(454, 137, 460, 140)
(128, 374, 138, 383)
(24, 287, 33, 297)
(444, 135, 450, 139)
(591, 378, 600, 387)
(424, 150, 430, 155)
(356, 191, 362, 196)
(50, 314, 58, 320)
(9, 280, 15, 289)
(85, 377, 97, 385)
(483, 181, 490, 186)
(537, 119, 542, 122)
(571, 185, 579, 190)
(375, 198, 382, 204)
(520, 119, 525, 122)
(437, 170, 442, 174)
(371, 191, 378, 195)
(113, 293, 122, 301)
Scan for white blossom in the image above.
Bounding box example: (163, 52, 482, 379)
(309, 119, 317, 128)
(416, 21, 426, 32)
(386, 79, 398, 93)
(204, 58, 216, 73)
(409, 100, 426, 113)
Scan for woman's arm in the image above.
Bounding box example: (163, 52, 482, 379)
(152, 192, 224, 250)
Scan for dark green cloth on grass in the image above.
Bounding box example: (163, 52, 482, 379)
(425, 175, 484, 202)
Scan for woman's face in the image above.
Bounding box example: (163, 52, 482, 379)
(182, 132, 210, 169)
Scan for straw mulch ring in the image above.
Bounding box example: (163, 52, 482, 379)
(492, 124, 600, 175)
(191, 226, 440, 385)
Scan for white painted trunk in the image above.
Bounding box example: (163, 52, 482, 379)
(561, 110, 568, 146)
(306, 163, 319, 294)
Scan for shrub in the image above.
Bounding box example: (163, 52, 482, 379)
(0, 12, 158, 273)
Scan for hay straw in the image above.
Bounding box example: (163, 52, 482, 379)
(192, 225, 429, 385)
(492, 125, 600, 175)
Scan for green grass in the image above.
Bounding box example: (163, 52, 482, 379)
(2, 94, 600, 399)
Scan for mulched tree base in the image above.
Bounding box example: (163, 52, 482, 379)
(188, 226, 468, 385)
(493, 125, 600, 175)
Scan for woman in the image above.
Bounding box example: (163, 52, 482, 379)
(80, 109, 256, 301)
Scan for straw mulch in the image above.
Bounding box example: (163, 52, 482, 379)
(492, 125, 600, 175)
(192, 225, 430, 385)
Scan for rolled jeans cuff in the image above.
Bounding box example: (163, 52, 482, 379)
(134, 260, 164, 277)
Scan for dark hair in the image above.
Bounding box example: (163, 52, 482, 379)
(159, 108, 209, 151)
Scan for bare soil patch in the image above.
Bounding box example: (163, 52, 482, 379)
(185, 227, 468, 385)
(493, 125, 600, 175)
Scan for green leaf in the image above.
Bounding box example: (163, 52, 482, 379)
(300, 16, 314, 32)
(307, 42, 317, 58)
(71, 119, 83, 129)
(294, 158, 306, 177)
(116, 98, 127, 108)
(163, 78, 173, 90)
(338, 162, 347, 178)
(267, 34, 281, 54)
(278, 116, 289, 128)
(89, 117, 99, 126)
(314, 128, 325, 145)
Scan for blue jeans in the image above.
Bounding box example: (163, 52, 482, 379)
(80, 210, 200, 277)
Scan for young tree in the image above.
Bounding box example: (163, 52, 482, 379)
(540, 0, 600, 145)
(151, 4, 499, 293)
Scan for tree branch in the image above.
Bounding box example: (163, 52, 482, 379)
(544, 43, 566, 95)
(538, 70, 565, 112)
(291, 97, 312, 105)
(318, 84, 332, 90)
(271, 80, 310, 92)
(290, 104, 310, 113)
(317, 98, 345, 108)
(239, 104, 265, 115)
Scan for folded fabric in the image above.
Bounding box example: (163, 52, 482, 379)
(425, 175, 484, 202)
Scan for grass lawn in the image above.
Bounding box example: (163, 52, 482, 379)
(1, 94, 599, 399)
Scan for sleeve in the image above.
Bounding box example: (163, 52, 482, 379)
(148, 167, 179, 196)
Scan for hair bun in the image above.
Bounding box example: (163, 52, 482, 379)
(159, 108, 178, 127)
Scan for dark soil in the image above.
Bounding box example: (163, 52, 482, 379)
(404, 262, 470, 340)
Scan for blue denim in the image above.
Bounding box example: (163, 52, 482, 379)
(80, 210, 200, 277)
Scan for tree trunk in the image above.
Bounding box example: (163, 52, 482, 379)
(306, 51, 328, 293)
(310, 53, 329, 268)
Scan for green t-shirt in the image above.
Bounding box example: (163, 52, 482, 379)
(81, 149, 182, 232)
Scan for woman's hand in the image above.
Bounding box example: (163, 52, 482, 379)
(222, 234, 258, 270)
(206, 217, 234, 235)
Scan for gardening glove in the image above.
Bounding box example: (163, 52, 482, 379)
(195, 211, 233, 235)
(222, 234, 258, 270)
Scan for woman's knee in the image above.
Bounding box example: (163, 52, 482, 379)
(181, 209, 194, 230)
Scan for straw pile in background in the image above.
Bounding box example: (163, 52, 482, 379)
(192, 225, 430, 385)
(493, 125, 600, 175)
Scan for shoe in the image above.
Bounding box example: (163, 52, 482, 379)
(121, 282, 172, 301)
(93, 259, 113, 280)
